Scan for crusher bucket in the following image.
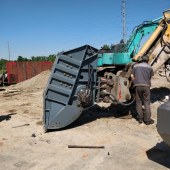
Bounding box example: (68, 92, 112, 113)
(43, 45, 98, 131)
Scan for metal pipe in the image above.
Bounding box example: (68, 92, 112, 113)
(68, 145, 105, 149)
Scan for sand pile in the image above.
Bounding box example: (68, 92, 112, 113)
(13, 70, 51, 91)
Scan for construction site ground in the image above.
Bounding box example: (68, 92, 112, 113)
(0, 70, 170, 170)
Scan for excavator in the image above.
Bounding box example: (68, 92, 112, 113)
(43, 9, 170, 146)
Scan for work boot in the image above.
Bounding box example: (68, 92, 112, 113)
(138, 118, 143, 124)
(144, 119, 155, 125)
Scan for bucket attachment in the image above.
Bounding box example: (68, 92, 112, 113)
(43, 45, 98, 130)
(157, 100, 170, 146)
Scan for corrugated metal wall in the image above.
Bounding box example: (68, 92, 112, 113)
(6, 61, 53, 84)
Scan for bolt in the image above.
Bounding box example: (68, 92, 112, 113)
(126, 94, 131, 100)
(124, 81, 127, 86)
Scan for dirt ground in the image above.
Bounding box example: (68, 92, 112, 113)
(0, 70, 170, 170)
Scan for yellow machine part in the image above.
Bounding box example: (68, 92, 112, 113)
(133, 25, 163, 61)
(164, 12, 170, 21)
(164, 24, 170, 41)
(133, 10, 170, 62)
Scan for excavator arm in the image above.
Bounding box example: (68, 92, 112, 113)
(98, 17, 162, 67)
(133, 9, 170, 68)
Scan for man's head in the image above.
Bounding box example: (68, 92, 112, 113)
(141, 55, 149, 62)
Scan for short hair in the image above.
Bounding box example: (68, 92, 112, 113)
(141, 55, 149, 62)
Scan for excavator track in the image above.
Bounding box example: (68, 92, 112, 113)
(43, 45, 98, 131)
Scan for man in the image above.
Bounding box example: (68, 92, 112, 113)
(131, 55, 154, 125)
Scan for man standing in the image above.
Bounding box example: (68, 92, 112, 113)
(131, 55, 154, 125)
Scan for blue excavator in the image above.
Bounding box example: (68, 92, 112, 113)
(43, 10, 170, 146)
(97, 17, 162, 67)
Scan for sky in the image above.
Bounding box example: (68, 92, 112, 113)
(0, 0, 169, 60)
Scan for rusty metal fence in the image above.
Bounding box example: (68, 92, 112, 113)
(6, 61, 53, 84)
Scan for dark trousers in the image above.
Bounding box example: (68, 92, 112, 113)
(135, 86, 151, 122)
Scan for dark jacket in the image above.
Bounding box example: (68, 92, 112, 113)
(132, 61, 154, 87)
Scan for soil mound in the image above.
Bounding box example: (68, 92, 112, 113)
(14, 70, 51, 90)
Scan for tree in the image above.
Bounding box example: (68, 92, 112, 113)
(17, 56, 30, 62)
(0, 59, 8, 73)
(16, 52, 60, 62)
(102, 44, 111, 50)
(17, 56, 24, 61)
(47, 54, 56, 62)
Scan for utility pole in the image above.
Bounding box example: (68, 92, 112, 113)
(121, 0, 127, 43)
(7, 41, 11, 61)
